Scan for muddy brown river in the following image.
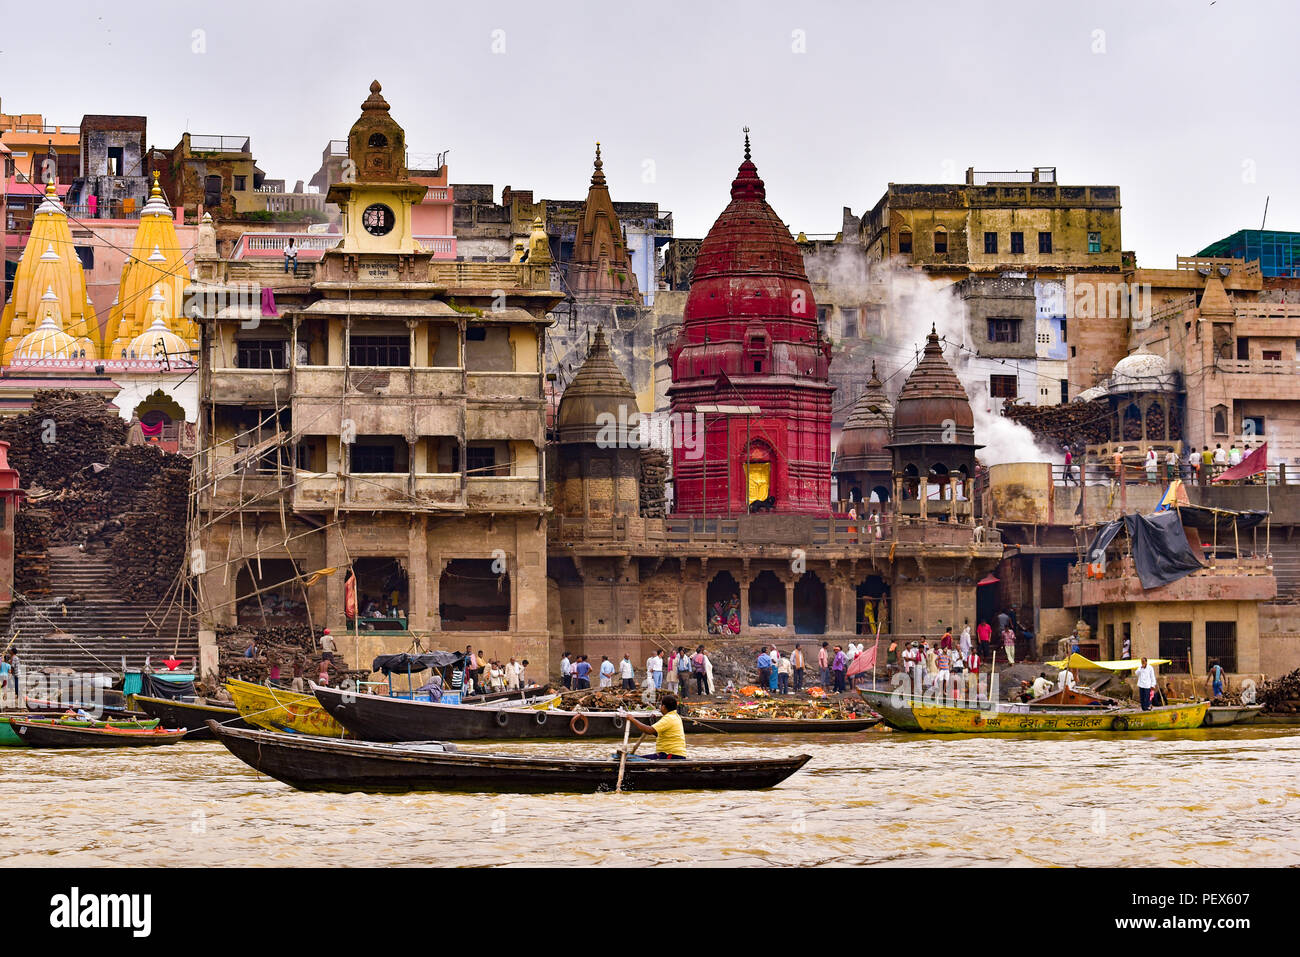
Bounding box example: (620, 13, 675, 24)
(3, 727, 1296, 867)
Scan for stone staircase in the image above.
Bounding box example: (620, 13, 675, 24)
(3, 546, 198, 674)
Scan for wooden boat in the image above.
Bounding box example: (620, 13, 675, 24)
(1202, 704, 1264, 727)
(313, 682, 651, 742)
(209, 721, 811, 794)
(461, 685, 549, 705)
(681, 713, 881, 734)
(860, 687, 1114, 732)
(0, 714, 160, 748)
(10, 718, 186, 748)
(226, 678, 350, 738)
(907, 700, 1208, 733)
(131, 695, 251, 740)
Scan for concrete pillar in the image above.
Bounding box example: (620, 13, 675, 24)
(785, 576, 796, 633)
(739, 571, 751, 633)
(1031, 556, 1042, 650)
(325, 525, 346, 628)
(408, 516, 428, 631)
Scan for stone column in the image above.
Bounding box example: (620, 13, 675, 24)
(785, 576, 796, 634)
(407, 516, 429, 631)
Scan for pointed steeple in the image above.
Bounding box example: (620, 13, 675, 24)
(568, 142, 641, 305)
(590, 142, 606, 188)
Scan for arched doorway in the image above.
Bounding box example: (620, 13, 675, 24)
(133, 390, 186, 451)
(748, 570, 786, 628)
(706, 570, 740, 635)
(352, 557, 411, 631)
(856, 575, 889, 637)
(793, 572, 826, 635)
(744, 441, 775, 510)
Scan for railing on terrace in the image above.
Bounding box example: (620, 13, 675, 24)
(550, 514, 997, 547)
(231, 231, 340, 259)
(189, 135, 251, 153)
(1068, 554, 1272, 587)
(416, 235, 456, 258)
(1215, 358, 1300, 376)
(1176, 255, 1260, 277)
(2, 125, 80, 136)
(1053, 460, 1299, 487)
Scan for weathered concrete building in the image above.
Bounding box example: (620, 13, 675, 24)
(192, 83, 561, 676)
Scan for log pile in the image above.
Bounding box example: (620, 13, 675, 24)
(558, 688, 651, 711)
(215, 625, 366, 686)
(0, 390, 127, 491)
(639, 448, 668, 518)
(1260, 668, 1300, 713)
(13, 508, 51, 597)
(107, 447, 192, 602)
(999, 400, 1112, 447)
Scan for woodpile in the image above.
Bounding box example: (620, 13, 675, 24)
(1261, 668, 1300, 713)
(0, 390, 127, 492)
(13, 508, 51, 597)
(1144, 402, 1166, 441)
(558, 687, 649, 711)
(0, 390, 192, 605)
(999, 400, 1112, 447)
(639, 448, 668, 518)
(215, 624, 366, 686)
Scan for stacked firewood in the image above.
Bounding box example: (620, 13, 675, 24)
(107, 447, 192, 602)
(215, 625, 365, 686)
(999, 400, 1111, 446)
(0, 390, 127, 492)
(1261, 668, 1300, 713)
(639, 449, 668, 518)
(1144, 403, 1166, 441)
(13, 508, 52, 597)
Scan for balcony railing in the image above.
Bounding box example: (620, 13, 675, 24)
(416, 234, 456, 258)
(231, 231, 340, 259)
(189, 135, 251, 153)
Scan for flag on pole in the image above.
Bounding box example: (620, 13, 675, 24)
(847, 643, 877, 678)
(1212, 442, 1268, 483)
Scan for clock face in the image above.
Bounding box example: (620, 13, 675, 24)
(361, 203, 395, 236)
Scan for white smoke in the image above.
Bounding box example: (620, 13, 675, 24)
(812, 243, 1057, 466)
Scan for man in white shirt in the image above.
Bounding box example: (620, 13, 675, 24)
(560, 652, 573, 689)
(1057, 667, 1075, 691)
(619, 654, 635, 691)
(646, 652, 664, 690)
(1135, 656, 1157, 711)
(506, 657, 521, 691)
(1031, 673, 1054, 698)
(1228, 444, 1242, 467)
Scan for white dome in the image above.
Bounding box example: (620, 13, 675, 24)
(1076, 385, 1107, 402)
(1108, 346, 1174, 393)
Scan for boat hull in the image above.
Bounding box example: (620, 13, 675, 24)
(0, 715, 160, 748)
(10, 719, 185, 748)
(209, 722, 810, 794)
(226, 679, 350, 738)
(1202, 705, 1264, 726)
(132, 695, 251, 740)
(312, 683, 650, 742)
(681, 715, 881, 734)
(860, 688, 1116, 732)
(908, 701, 1208, 733)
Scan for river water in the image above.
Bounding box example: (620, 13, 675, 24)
(3, 727, 1297, 867)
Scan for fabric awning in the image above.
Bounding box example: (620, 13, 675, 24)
(1047, 653, 1171, 671)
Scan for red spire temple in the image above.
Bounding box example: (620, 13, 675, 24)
(668, 132, 834, 515)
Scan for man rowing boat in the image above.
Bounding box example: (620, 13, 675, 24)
(622, 694, 687, 760)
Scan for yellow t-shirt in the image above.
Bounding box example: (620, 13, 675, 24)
(652, 711, 687, 758)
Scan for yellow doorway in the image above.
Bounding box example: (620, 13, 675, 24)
(746, 462, 771, 503)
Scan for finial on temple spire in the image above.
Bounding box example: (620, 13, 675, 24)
(743, 127, 751, 161)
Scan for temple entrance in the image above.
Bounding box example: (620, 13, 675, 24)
(707, 570, 741, 635)
(235, 559, 309, 627)
(856, 575, 889, 636)
(745, 441, 775, 511)
(793, 572, 826, 635)
(133, 390, 186, 452)
(350, 557, 409, 631)
(439, 559, 510, 632)
(748, 570, 786, 628)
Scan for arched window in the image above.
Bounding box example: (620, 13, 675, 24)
(898, 227, 913, 255)
(933, 227, 948, 254)
(1123, 402, 1143, 442)
(1212, 405, 1229, 436)
(368, 132, 388, 149)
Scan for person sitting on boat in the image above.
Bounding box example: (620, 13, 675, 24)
(621, 694, 687, 761)
(417, 672, 444, 703)
(1031, 673, 1054, 698)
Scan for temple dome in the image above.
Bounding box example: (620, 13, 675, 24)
(555, 327, 637, 443)
(128, 317, 188, 361)
(1108, 345, 1174, 393)
(835, 361, 893, 473)
(890, 326, 975, 446)
(13, 288, 93, 359)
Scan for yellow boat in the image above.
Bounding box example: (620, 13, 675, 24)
(225, 678, 350, 738)
(909, 700, 1208, 734)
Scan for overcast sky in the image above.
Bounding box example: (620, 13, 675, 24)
(3, 0, 1294, 262)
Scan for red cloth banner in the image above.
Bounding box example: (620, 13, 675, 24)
(1212, 442, 1267, 482)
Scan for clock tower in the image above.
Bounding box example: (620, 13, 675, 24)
(326, 80, 427, 254)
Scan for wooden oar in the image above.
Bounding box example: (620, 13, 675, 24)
(615, 716, 632, 793)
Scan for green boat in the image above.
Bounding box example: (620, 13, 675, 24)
(0, 713, 160, 748)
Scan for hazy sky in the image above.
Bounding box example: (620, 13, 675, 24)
(3, 0, 1295, 262)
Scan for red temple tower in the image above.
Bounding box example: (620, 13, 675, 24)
(668, 133, 833, 515)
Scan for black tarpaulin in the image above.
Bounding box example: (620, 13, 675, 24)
(371, 651, 464, 675)
(1123, 510, 1204, 589)
(141, 672, 197, 699)
(1175, 503, 1268, 534)
(1085, 520, 1124, 564)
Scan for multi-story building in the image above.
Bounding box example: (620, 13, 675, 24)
(191, 83, 561, 676)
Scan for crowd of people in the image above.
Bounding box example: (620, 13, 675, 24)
(558, 647, 717, 698)
(1073, 442, 1268, 488)
(460, 647, 529, 695)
